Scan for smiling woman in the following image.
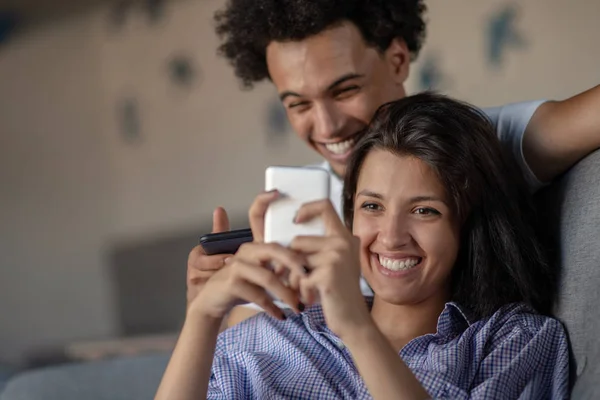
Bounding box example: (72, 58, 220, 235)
(155, 93, 569, 400)
(343, 92, 556, 319)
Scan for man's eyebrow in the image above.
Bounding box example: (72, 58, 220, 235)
(279, 90, 301, 102)
(279, 73, 365, 102)
(326, 73, 365, 91)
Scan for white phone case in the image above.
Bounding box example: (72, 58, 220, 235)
(265, 166, 330, 246)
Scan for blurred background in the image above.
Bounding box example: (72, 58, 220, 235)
(0, 0, 598, 379)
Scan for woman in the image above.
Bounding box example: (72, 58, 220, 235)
(156, 93, 569, 399)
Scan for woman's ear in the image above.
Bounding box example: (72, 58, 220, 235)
(385, 38, 410, 85)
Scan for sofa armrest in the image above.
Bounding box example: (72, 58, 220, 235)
(0, 353, 169, 400)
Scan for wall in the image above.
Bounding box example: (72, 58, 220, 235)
(98, 0, 319, 240)
(0, 12, 117, 364)
(0, 0, 598, 365)
(101, 0, 600, 240)
(406, 0, 600, 103)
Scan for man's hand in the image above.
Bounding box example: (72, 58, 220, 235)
(186, 207, 231, 308)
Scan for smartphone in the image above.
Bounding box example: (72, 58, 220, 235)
(199, 228, 253, 255)
(264, 166, 330, 246)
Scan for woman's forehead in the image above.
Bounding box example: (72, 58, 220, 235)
(356, 150, 447, 202)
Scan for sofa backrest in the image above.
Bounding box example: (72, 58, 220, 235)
(535, 149, 600, 399)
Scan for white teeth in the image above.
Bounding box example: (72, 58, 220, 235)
(325, 138, 354, 155)
(378, 255, 420, 271)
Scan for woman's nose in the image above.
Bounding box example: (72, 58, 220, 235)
(378, 216, 413, 250)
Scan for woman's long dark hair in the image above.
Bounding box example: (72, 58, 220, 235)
(343, 92, 554, 319)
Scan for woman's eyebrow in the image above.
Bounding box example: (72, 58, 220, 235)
(409, 195, 444, 203)
(408, 195, 451, 208)
(357, 191, 449, 206)
(356, 189, 384, 199)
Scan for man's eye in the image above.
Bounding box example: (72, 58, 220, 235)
(288, 101, 309, 109)
(334, 86, 360, 98)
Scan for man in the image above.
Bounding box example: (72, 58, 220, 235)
(188, 0, 600, 326)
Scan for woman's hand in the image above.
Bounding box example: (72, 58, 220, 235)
(189, 190, 306, 321)
(290, 199, 372, 339)
(190, 241, 305, 320)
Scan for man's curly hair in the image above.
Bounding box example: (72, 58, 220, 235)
(214, 0, 427, 88)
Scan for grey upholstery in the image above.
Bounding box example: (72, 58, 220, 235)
(536, 148, 600, 399)
(0, 353, 169, 400)
(1, 150, 599, 400)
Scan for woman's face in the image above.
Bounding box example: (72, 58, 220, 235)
(352, 149, 461, 305)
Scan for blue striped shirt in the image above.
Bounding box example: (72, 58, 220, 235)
(208, 301, 569, 399)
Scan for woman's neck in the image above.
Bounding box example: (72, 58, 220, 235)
(370, 293, 448, 353)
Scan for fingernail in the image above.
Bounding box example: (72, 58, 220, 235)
(224, 257, 232, 265)
(298, 302, 305, 312)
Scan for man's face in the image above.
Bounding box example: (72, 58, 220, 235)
(266, 21, 410, 177)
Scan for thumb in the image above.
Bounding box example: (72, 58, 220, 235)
(212, 207, 230, 233)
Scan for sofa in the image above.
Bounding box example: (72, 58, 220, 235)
(1, 149, 599, 400)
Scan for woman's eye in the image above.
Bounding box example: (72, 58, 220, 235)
(413, 207, 440, 216)
(361, 202, 381, 211)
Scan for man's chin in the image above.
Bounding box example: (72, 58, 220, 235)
(327, 159, 347, 179)
(319, 150, 353, 178)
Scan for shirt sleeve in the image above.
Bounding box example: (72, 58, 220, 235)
(469, 317, 570, 399)
(207, 340, 248, 399)
(481, 101, 546, 193)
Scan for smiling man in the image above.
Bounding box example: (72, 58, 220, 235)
(186, 0, 600, 326)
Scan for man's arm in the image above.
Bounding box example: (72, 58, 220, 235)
(524, 85, 600, 183)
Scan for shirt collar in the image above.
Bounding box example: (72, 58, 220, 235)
(318, 161, 332, 173)
(319, 161, 343, 183)
(301, 298, 475, 338)
(437, 302, 475, 337)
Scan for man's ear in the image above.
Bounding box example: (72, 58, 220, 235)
(385, 38, 410, 84)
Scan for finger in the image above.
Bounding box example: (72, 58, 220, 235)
(304, 250, 360, 280)
(294, 199, 347, 236)
(287, 267, 304, 292)
(230, 277, 287, 320)
(234, 259, 301, 313)
(299, 278, 318, 306)
(269, 258, 298, 287)
(189, 262, 229, 287)
(271, 261, 287, 277)
(212, 207, 231, 233)
(248, 190, 282, 242)
(289, 236, 343, 255)
(188, 246, 230, 272)
(188, 260, 228, 283)
(271, 262, 291, 287)
(236, 242, 308, 280)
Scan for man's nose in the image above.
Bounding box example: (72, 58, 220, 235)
(313, 102, 344, 139)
